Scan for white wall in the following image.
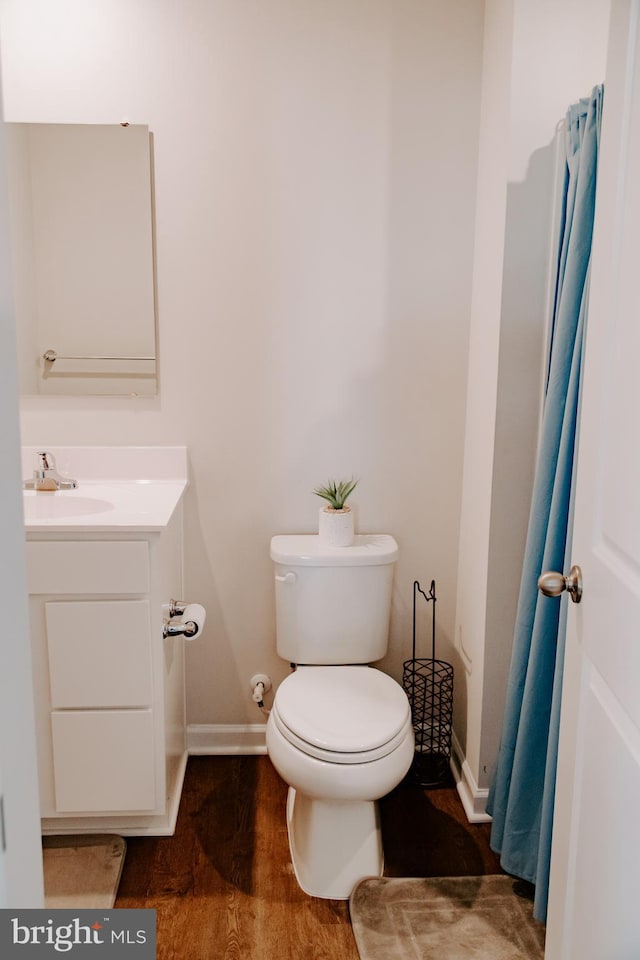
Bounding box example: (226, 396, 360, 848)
(455, 0, 610, 809)
(0, 0, 484, 732)
(453, 0, 514, 809)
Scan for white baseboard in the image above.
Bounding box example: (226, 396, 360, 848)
(450, 732, 492, 823)
(186, 725, 490, 825)
(187, 723, 268, 755)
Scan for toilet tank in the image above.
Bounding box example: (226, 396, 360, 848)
(270, 534, 398, 664)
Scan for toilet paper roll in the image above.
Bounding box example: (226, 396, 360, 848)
(182, 603, 206, 640)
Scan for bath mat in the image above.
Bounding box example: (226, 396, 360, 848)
(43, 835, 127, 909)
(349, 875, 545, 960)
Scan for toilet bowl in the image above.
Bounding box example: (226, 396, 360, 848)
(266, 665, 414, 899)
(267, 533, 414, 899)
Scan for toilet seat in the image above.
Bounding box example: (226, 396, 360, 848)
(272, 666, 412, 764)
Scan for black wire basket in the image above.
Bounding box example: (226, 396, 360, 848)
(402, 580, 454, 787)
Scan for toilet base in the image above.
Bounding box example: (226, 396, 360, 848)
(286, 787, 383, 899)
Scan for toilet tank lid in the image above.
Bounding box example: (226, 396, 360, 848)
(270, 534, 398, 566)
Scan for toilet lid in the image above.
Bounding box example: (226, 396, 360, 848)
(273, 667, 411, 762)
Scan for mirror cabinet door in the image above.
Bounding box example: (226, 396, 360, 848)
(8, 123, 157, 396)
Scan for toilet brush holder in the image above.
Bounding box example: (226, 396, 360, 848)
(402, 580, 454, 788)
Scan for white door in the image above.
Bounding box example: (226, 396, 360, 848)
(0, 759, 7, 908)
(545, 1, 640, 957)
(0, 62, 45, 907)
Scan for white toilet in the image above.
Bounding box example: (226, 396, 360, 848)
(266, 533, 415, 899)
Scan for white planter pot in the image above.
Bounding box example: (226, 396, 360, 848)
(318, 506, 354, 547)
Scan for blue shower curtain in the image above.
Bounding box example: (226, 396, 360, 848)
(487, 85, 603, 923)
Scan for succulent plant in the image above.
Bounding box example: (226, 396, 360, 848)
(313, 477, 358, 511)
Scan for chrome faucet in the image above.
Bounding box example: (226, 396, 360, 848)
(23, 451, 78, 491)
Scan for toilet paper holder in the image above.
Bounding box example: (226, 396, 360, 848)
(163, 598, 206, 639)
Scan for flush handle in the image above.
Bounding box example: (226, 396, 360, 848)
(275, 572, 297, 584)
(537, 565, 583, 603)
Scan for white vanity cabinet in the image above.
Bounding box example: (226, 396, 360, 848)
(26, 509, 187, 836)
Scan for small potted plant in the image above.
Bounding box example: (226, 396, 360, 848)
(313, 477, 358, 546)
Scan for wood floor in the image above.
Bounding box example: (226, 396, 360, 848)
(116, 756, 502, 960)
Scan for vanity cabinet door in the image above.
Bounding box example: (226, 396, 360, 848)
(46, 600, 152, 708)
(25, 516, 186, 830)
(51, 709, 155, 812)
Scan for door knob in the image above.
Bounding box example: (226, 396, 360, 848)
(537, 565, 583, 603)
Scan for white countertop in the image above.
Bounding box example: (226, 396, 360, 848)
(22, 446, 188, 532)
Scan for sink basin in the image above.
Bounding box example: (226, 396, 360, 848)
(22, 492, 114, 520)
(22, 473, 187, 531)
